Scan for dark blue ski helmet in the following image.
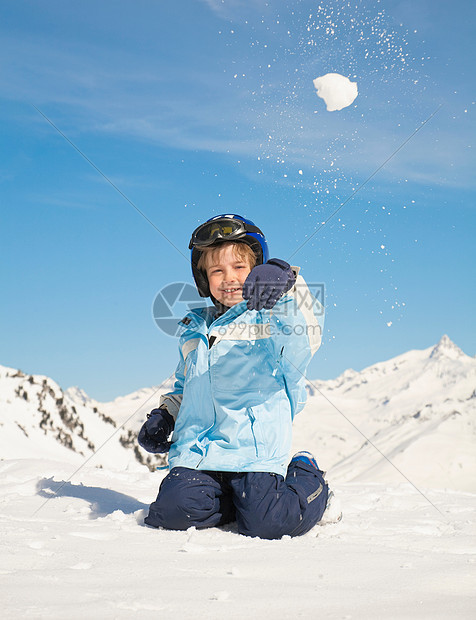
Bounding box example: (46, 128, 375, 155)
(189, 214, 269, 297)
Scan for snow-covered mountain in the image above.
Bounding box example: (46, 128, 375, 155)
(0, 367, 170, 472)
(1, 335, 475, 490)
(292, 335, 476, 491)
(93, 376, 175, 430)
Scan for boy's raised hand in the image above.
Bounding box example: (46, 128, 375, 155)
(138, 408, 175, 453)
(243, 258, 296, 311)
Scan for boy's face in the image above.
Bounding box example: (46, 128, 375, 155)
(205, 244, 253, 307)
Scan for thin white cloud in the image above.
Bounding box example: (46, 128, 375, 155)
(200, 0, 267, 19)
(3, 33, 473, 191)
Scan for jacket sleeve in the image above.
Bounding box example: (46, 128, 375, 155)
(270, 271, 324, 416)
(158, 348, 185, 421)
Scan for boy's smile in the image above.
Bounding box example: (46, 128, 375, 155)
(205, 244, 252, 307)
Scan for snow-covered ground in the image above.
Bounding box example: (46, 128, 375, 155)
(1, 335, 475, 618)
(1, 460, 475, 619)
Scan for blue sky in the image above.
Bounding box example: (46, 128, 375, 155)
(1, 0, 475, 401)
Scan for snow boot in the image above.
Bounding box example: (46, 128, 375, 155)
(290, 451, 319, 470)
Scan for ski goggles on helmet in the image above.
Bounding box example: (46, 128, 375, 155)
(188, 217, 262, 249)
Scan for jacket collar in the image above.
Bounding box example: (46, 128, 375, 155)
(187, 300, 249, 328)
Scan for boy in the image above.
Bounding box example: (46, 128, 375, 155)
(139, 214, 329, 539)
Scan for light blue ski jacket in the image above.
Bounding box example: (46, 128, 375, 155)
(159, 273, 323, 477)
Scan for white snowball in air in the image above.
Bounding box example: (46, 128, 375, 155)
(313, 73, 358, 112)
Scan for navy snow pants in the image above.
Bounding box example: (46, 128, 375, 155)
(144, 460, 328, 539)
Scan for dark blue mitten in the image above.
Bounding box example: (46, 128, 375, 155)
(138, 408, 175, 453)
(242, 259, 296, 311)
